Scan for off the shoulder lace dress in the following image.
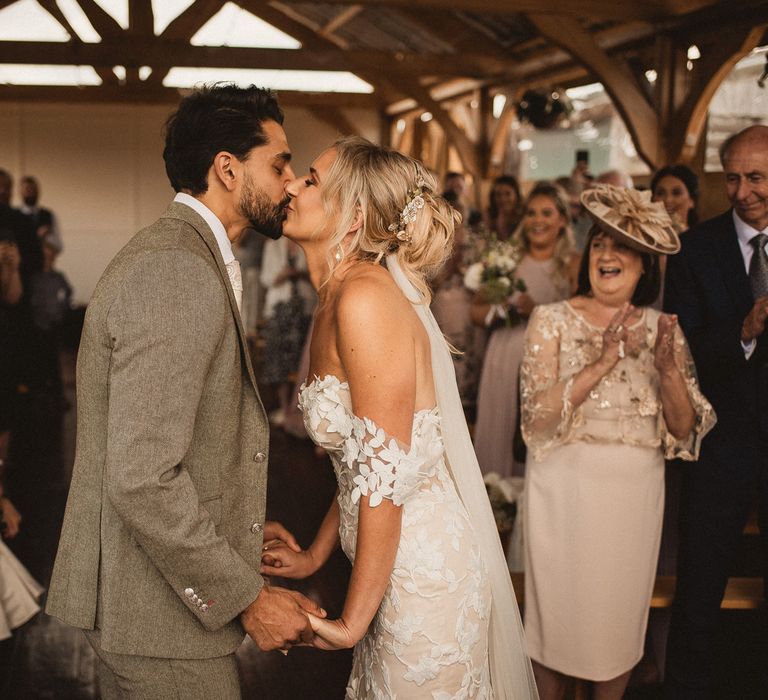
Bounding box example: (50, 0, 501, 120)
(520, 301, 715, 681)
(299, 375, 493, 699)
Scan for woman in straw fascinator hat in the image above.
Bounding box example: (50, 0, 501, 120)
(519, 184, 715, 700)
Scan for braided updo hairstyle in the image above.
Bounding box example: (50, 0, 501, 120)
(321, 136, 459, 302)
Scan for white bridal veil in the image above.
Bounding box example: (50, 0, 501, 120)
(386, 255, 539, 700)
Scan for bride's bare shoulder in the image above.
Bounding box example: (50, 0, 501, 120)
(336, 263, 409, 317)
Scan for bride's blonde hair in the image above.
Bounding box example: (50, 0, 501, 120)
(321, 136, 458, 302)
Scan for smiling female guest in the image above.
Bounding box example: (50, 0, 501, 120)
(651, 164, 699, 232)
(472, 182, 579, 478)
(261, 137, 537, 699)
(520, 185, 715, 700)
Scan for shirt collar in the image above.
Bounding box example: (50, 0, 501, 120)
(733, 209, 768, 247)
(173, 192, 234, 265)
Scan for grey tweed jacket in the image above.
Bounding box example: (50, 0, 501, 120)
(46, 202, 269, 659)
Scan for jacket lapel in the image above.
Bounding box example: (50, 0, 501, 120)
(162, 202, 260, 394)
(714, 211, 753, 319)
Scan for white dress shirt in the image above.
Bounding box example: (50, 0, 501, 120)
(173, 192, 242, 312)
(733, 210, 768, 358)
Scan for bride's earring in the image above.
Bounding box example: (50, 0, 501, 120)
(334, 245, 343, 262)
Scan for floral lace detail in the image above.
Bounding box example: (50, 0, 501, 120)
(520, 302, 716, 462)
(298, 375, 493, 699)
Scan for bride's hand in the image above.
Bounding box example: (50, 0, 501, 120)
(262, 520, 301, 553)
(261, 543, 319, 579)
(306, 613, 357, 650)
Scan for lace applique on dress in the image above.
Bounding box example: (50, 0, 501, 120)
(520, 302, 715, 462)
(298, 375, 493, 699)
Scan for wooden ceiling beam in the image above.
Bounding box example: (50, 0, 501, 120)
(242, 2, 398, 104)
(74, 0, 124, 38)
(529, 13, 660, 166)
(274, 0, 718, 21)
(160, 0, 225, 39)
(0, 84, 379, 108)
(306, 105, 363, 137)
(0, 40, 506, 77)
(128, 0, 155, 37)
(319, 5, 365, 38)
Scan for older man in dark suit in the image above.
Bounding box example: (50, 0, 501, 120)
(663, 125, 768, 699)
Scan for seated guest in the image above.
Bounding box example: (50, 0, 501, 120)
(521, 184, 714, 700)
(472, 182, 579, 478)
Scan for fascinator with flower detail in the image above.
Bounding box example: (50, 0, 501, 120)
(581, 184, 680, 255)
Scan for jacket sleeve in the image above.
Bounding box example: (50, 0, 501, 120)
(663, 242, 748, 372)
(104, 248, 262, 632)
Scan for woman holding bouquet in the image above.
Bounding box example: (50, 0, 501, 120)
(520, 185, 715, 700)
(472, 182, 579, 477)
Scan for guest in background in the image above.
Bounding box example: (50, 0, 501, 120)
(19, 176, 63, 253)
(28, 238, 72, 403)
(432, 191, 483, 409)
(651, 164, 699, 232)
(472, 182, 579, 478)
(260, 236, 316, 427)
(484, 174, 523, 240)
(521, 184, 714, 700)
(0, 240, 22, 465)
(557, 175, 592, 252)
(597, 169, 634, 189)
(663, 125, 768, 700)
(442, 171, 481, 228)
(233, 228, 266, 337)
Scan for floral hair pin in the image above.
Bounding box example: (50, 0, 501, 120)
(388, 179, 428, 243)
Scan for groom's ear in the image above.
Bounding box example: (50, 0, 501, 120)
(211, 152, 238, 192)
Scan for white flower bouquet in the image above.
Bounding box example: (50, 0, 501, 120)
(483, 472, 524, 532)
(463, 235, 526, 325)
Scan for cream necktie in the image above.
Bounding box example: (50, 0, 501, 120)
(225, 259, 243, 313)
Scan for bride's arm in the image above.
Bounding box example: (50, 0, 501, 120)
(314, 272, 416, 648)
(260, 496, 341, 579)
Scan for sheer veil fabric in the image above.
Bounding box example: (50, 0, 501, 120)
(386, 255, 539, 700)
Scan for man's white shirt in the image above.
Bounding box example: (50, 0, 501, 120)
(174, 192, 242, 312)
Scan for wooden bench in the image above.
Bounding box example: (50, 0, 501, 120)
(510, 573, 764, 609)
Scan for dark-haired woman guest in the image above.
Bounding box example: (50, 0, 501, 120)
(520, 185, 715, 700)
(651, 164, 699, 232)
(484, 175, 523, 240)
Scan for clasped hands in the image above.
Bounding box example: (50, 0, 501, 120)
(242, 521, 357, 654)
(597, 303, 680, 377)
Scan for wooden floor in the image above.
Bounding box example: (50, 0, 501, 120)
(1, 349, 766, 699)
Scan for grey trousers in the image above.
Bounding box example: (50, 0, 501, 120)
(84, 630, 241, 700)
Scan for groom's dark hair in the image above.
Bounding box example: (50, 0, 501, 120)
(163, 83, 284, 195)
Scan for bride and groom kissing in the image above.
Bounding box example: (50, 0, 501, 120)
(46, 84, 537, 699)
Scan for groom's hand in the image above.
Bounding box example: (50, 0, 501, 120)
(241, 585, 326, 651)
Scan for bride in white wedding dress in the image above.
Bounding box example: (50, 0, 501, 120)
(259, 137, 537, 699)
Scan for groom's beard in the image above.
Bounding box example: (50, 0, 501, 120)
(239, 174, 289, 240)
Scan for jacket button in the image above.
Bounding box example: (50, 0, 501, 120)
(250, 522, 262, 534)
(253, 452, 266, 463)
(184, 588, 194, 598)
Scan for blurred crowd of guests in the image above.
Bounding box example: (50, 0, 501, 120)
(1, 170, 69, 656)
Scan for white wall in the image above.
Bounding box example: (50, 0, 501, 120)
(0, 101, 380, 304)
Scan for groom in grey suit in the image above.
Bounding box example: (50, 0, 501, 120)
(46, 85, 323, 698)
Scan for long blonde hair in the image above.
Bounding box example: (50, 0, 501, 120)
(321, 136, 459, 302)
(511, 180, 575, 293)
